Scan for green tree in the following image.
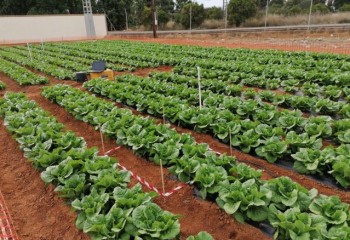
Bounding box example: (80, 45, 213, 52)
(338, 3, 350, 11)
(157, 0, 175, 26)
(129, 0, 148, 26)
(227, 0, 258, 27)
(158, 0, 175, 13)
(256, 0, 268, 9)
(176, 2, 205, 28)
(270, 0, 284, 5)
(175, 0, 190, 11)
(27, 0, 82, 14)
(94, 0, 130, 30)
(0, 0, 35, 15)
(141, 6, 153, 28)
(334, 0, 350, 9)
(312, 3, 331, 14)
(205, 6, 223, 20)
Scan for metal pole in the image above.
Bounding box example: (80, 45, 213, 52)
(264, 0, 269, 31)
(151, 0, 157, 38)
(308, 0, 313, 30)
(190, 3, 192, 31)
(125, 8, 128, 31)
(224, 0, 228, 29)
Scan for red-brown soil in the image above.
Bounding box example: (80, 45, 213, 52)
(1, 37, 349, 240)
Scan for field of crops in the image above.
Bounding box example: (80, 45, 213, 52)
(0, 39, 350, 240)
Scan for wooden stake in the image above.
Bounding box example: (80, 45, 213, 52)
(229, 127, 233, 157)
(160, 159, 165, 194)
(99, 126, 105, 154)
(197, 66, 202, 109)
(162, 104, 166, 124)
(27, 43, 33, 61)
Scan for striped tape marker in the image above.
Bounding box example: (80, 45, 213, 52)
(0, 190, 19, 240)
(105, 146, 187, 197)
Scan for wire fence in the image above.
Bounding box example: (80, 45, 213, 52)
(114, 0, 350, 32)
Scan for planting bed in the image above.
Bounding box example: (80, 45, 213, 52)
(0, 38, 350, 240)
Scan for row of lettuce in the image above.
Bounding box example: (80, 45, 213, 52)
(41, 84, 350, 239)
(174, 66, 350, 100)
(0, 92, 212, 240)
(83, 75, 350, 188)
(0, 48, 74, 80)
(50, 40, 350, 88)
(155, 71, 350, 117)
(0, 57, 48, 85)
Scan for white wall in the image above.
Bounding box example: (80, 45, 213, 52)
(0, 15, 107, 44)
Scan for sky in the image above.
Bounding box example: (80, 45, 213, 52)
(195, 0, 222, 8)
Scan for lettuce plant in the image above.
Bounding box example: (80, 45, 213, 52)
(337, 129, 350, 144)
(304, 116, 332, 138)
(269, 207, 327, 240)
(322, 85, 342, 100)
(309, 195, 350, 225)
(277, 110, 305, 130)
(217, 179, 271, 223)
(125, 203, 180, 240)
(329, 156, 350, 188)
(321, 224, 350, 239)
(255, 124, 283, 140)
(113, 184, 156, 210)
(229, 163, 262, 182)
(286, 131, 322, 152)
(262, 177, 318, 212)
(193, 164, 229, 199)
(292, 147, 335, 175)
(258, 90, 276, 102)
(255, 136, 288, 163)
(314, 98, 343, 115)
(339, 104, 350, 119)
(72, 188, 110, 229)
(81, 206, 132, 240)
(231, 129, 261, 153)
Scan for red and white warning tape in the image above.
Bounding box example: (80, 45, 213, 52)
(105, 146, 187, 197)
(0, 190, 19, 240)
(116, 163, 187, 197)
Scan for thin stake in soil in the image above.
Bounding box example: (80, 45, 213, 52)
(229, 127, 233, 157)
(197, 66, 202, 110)
(41, 39, 45, 51)
(27, 43, 33, 61)
(160, 159, 165, 194)
(99, 126, 105, 154)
